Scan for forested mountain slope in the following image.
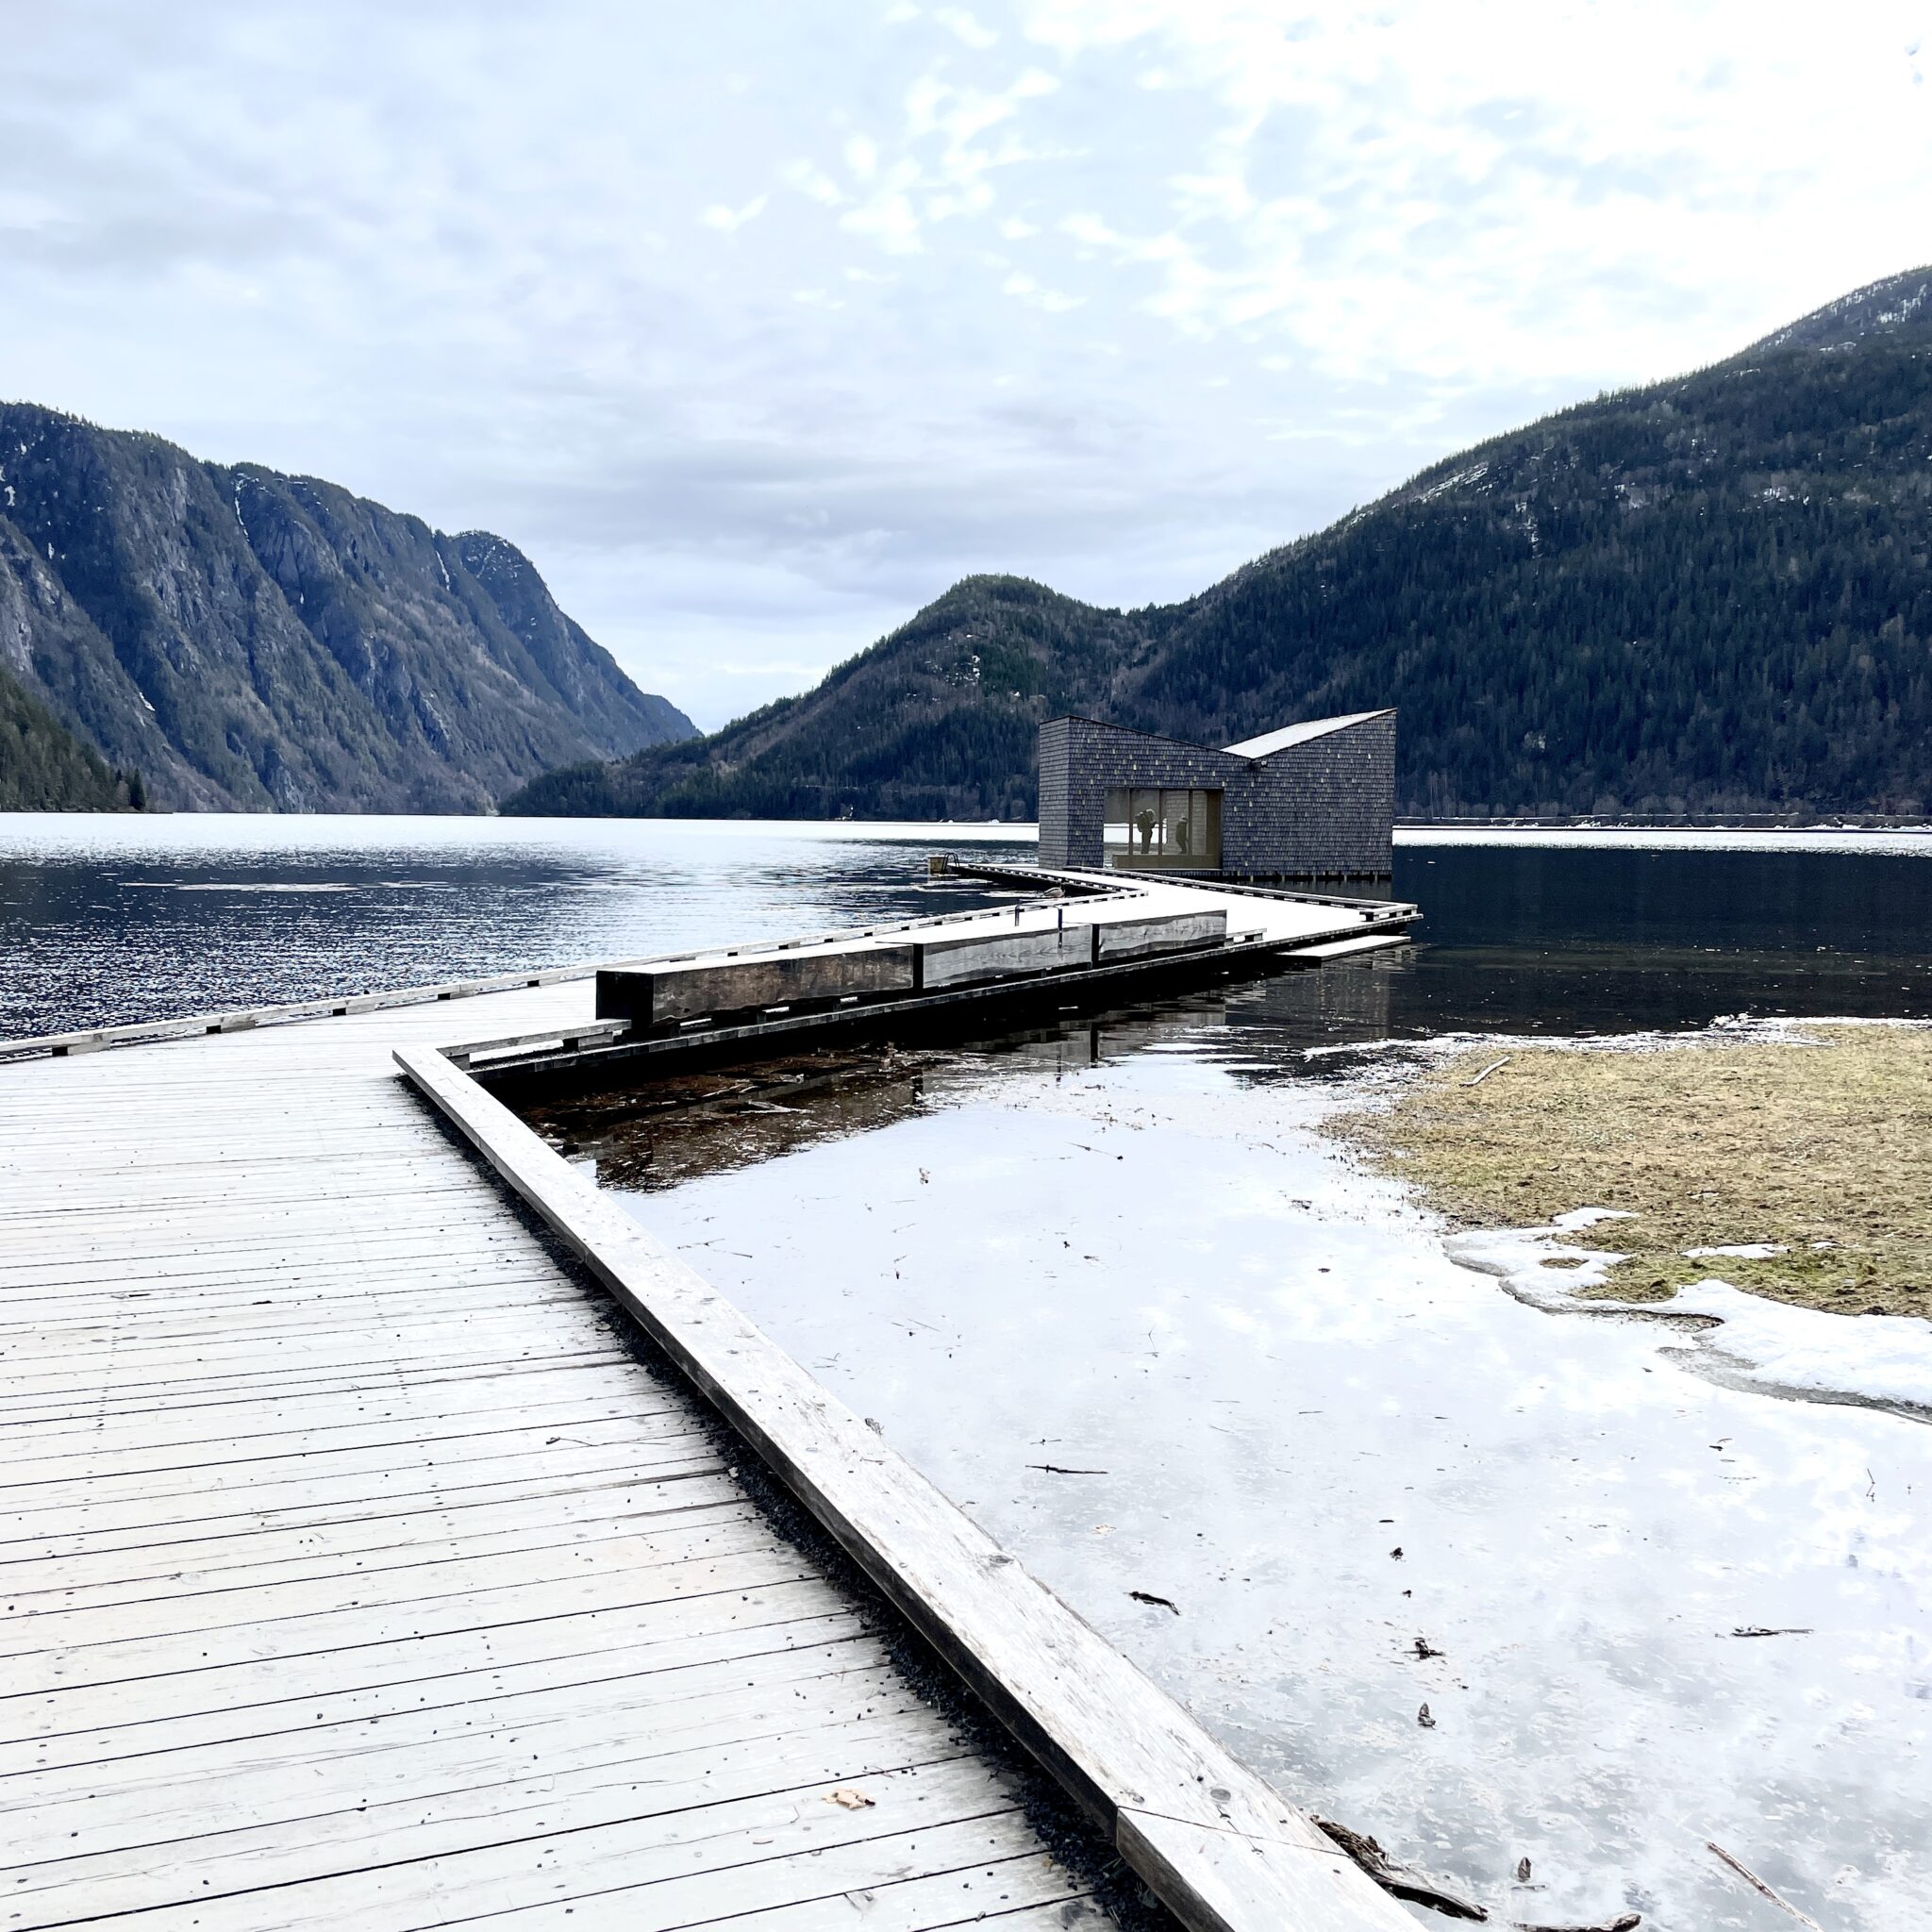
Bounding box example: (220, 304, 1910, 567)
(0, 404, 692, 812)
(508, 264, 1932, 821)
(0, 665, 133, 810)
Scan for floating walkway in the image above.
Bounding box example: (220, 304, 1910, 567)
(0, 872, 1414, 1932)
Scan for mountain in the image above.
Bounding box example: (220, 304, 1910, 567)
(506, 265, 1932, 822)
(0, 404, 692, 812)
(0, 664, 138, 810)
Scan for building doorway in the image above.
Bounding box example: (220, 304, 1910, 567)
(1102, 787, 1223, 870)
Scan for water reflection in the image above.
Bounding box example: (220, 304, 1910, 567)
(1390, 842, 1932, 1034)
(586, 992, 1932, 1932)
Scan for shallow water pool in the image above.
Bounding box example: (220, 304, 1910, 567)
(586, 978, 1930, 1931)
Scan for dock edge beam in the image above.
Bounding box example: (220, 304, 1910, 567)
(394, 1041, 1412, 1932)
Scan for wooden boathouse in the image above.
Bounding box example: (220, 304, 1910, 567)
(0, 868, 1417, 1932)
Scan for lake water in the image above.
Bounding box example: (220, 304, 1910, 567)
(0, 815, 1033, 1041)
(6, 812, 1930, 1928)
(3, 813, 1929, 1041)
(607, 1008, 1931, 1932)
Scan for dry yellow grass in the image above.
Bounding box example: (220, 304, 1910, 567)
(1338, 1024, 1932, 1315)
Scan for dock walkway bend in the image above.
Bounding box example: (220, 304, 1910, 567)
(0, 875, 1413, 1932)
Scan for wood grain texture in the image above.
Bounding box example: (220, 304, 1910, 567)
(398, 1039, 1411, 1932)
(0, 976, 1112, 1931)
(1093, 908, 1229, 960)
(597, 944, 917, 1024)
(915, 923, 1091, 987)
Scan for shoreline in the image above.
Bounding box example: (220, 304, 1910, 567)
(1334, 1021, 1932, 1318)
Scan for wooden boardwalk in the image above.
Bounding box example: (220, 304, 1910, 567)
(1, 880, 1412, 1932)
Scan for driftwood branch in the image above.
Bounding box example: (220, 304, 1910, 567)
(1312, 1818, 1488, 1921)
(1511, 1915, 1641, 1932)
(1465, 1056, 1511, 1088)
(1707, 1842, 1822, 1928)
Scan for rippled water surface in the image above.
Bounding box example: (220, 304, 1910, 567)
(0, 815, 1031, 1039)
(4, 815, 1929, 1039)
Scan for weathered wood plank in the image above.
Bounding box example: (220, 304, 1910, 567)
(0, 1438, 723, 1549)
(0, 1306, 621, 1377)
(915, 922, 1091, 988)
(0, 1720, 983, 1927)
(8, 1575, 856, 1744)
(1, 1654, 917, 1824)
(53, 1807, 1074, 1932)
(2, 1361, 666, 1454)
(7, 1542, 820, 1697)
(3, 1514, 788, 1658)
(597, 942, 919, 1026)
(399, 1041, 1410, 1932)
(0, 1346, 632, 1425)
(3, 1474, 746, 1599)
(0, 1350, 638, 1430)
(5, 1617, 874, 1777)
(0, 1407, 706, 1512)
(1093, 908, 1228, 960)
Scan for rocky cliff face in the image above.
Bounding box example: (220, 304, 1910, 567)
(0, 404, 691, 811)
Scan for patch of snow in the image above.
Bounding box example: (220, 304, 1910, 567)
(1445, 1220, 1932, 1413)
(1415, 459, 1488, 504)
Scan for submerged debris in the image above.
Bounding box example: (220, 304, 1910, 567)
(1513, 1916, 1641, 1932)
(1127, 1590, 1180, 1615)
(1707, 1841, 1823, 1928)
(1315, 1821, 1642, 1930)
(1312, 1817, 1486, 1920)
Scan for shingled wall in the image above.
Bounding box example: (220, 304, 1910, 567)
(1038, 711, 1394, 878)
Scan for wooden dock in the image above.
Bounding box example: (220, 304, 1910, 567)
(0, 874, 1413, 1932)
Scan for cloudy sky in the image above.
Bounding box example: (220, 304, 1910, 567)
(5, 3, 1928, 727)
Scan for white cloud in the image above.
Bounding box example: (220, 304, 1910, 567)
(2, 0, 1926, 727)
(782, 160, 844, 205)
(933, 6, 1000, 48)
(1002, 269, 1083, 311)
(701, 193, 769, 232)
